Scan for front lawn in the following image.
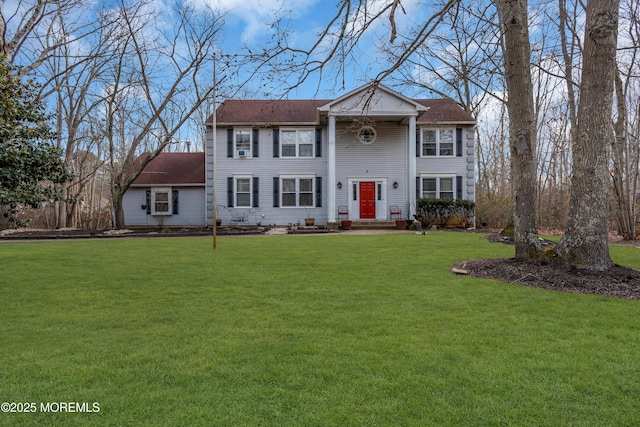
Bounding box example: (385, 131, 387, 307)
(1, 232, 639, 426)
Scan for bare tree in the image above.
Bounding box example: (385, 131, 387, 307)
(0, 0, 95, 74)
(392, 1, 503, 115)
(38, 11, 120, 229)
(556, 0, 619, 270)
(102, 0, 222, 229)
(493, 0, 543, 258)
(609, 0, 640, 240)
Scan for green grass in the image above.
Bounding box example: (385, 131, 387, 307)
(1, 232, 640, 426)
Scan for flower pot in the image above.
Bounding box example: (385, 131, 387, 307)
(341, 220, 352, 230)
(216, 219, 222, 227)
(395, 219, 407, 230)
(304, 218, 315, 226)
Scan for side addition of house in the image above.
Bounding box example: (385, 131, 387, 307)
(205, 83, 475, 227)
(123, 152, 206, 227)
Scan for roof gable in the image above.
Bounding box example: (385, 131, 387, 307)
(318, 83, 427, 117)
(131, 152, 205, 186)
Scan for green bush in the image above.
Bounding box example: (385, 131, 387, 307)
(415, 198, 475, 228)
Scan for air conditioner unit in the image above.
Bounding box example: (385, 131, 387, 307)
(237, 150, 248, 157)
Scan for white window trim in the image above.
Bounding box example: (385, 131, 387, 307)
(234, 128, 252, 158)
(420, 174, 457, 200)
(420, 128, 456, 157)
(280, 128, 315, 158)
(280, 175, 316, 208)
(151, 187, 172, 215)
(234, 175, 253, 208)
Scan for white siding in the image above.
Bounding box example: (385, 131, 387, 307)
(204, 122, 475, 225)
(123, 186, 206, 227)
(416, 126, 475, 200)
(335, 123, 409, 219)
(208, 127, 328, 226)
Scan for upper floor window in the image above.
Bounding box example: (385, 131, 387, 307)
(235, 129, 252, 158)
(421, 129, 455, 157)
(280, 129, 314, 158)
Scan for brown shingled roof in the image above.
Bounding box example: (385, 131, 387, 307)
(214, 99, 330, 125)
(415, 99, 475, 124)
(131, 152, 204, 186)
(207, 97, 474, 125)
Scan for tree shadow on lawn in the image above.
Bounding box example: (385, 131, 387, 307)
(452, 234, 640, 300)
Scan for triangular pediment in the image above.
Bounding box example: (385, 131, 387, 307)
(319, 83, 427, 117)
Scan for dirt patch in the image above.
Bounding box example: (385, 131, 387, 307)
(453, 233, 640, 300)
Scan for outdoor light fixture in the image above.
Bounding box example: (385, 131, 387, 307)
(337, 182, 342, 189)
(393, 181, 399, 189)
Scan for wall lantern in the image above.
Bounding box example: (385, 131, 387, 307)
(337, 182, 342, 189)
(393, 181, 399, 189)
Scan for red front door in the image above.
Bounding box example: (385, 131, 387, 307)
(359, 182, 376, 219)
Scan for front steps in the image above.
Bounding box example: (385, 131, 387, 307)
(342, 220, 411, 231)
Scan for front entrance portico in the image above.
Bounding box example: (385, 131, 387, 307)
(320, 84, 425, 223)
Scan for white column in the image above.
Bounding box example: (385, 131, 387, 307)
(408, 115, 417, 219)
(327, 114, 337, 222)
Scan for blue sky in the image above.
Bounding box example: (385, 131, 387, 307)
(204, 0, 426, 99)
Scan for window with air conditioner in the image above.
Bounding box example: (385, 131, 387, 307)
(235, 129, 251, 158)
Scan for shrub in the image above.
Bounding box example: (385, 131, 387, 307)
(415, 198, 475, 228)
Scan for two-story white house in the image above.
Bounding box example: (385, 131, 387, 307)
(205, 83, 475, 227)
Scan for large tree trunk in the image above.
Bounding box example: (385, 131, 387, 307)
(112, 190, 126, 230)
(495, 0, 542, 258)
(557, 0, 619, 270)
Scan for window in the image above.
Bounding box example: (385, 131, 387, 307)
(280, 129, 314, 158)
(235, 176, 252, 207)
(421, 177, 455, 200)
(281, 176, 314, 207)
(358, 126, 377, 144)
(235, 129, 251, 157)
(152, 188, 171, 215)
(421, 129, 455, 156)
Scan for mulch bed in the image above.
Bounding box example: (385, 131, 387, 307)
(0, 226, 331, 240)
(453, 233, 640, 300)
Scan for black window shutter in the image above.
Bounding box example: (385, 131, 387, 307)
(416, 177, 421, 200)
(227, 128, 234, 157)
(273, 177, 280, 207)
(252, 177, 259, 207)
(456, 128, 463, 157)
(252, 129, 259, 157)
(315, 128, 322, 157)
(273, 129, 280, 158)
(456, 176, 463, 200)
(145, 190, 151, 214)
(172, 190, 179, 214)
(416, 128, 421, 157)
(227, 177, 234, 207)
(315, 176, 322, 207)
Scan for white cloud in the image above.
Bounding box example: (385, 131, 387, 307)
(194, 0, 320, 42)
